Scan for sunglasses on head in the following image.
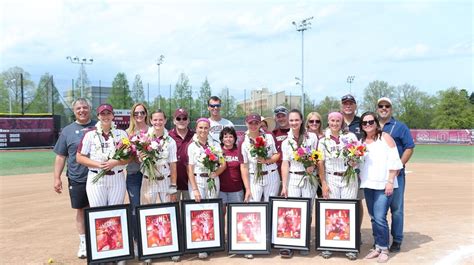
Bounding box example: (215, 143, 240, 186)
(362, 120, 376, 126)
(208, 104, 221, 108)
(176, 117, 188, 121)
(133, 111, 146, 116)
(274, 107, 287, 114)
(378, 104, 391, 109)
(308, 119, 321, 124)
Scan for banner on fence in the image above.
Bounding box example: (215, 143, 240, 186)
(0, 116, 55, 149)
(411, 129, 473, 145)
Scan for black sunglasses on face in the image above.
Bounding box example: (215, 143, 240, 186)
(362, 120, 376, 126)
(133, 111, 146, 116)
(308, 119, 321, 124)
(378, 104, 391, 109)
(208, 104, 221, 108)
(176, 117, 188, 121)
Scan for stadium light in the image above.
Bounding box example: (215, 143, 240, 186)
(347, 75, 355, 93)
(156, 55, 165, 109)
(66, 56, 94, 98)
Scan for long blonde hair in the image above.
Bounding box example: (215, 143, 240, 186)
(305, 112, 323, 137)
(127, 103, 150, 135)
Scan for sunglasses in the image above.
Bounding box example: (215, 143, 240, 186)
(378, 104, 391, 109)
(208, 104, 221, 108)
(361, 120, 376, 126)
(308, 119, 321, 124)
(273, 107, 287, 114)
(133, 111, 146, 116)
(341, 95, 355, 102)
(176, 117, 188, 121)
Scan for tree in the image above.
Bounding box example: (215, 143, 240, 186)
(196, 78, 212, 117)
(219, 87, 237, 118)
(131, 74, 145, 103)
(0, 67, 35, 113)
(361, 80, 396, 113)
(173, 73, 192, 110)
(431, 87, 474, 129)
(0, 76, 10, 113)
(107, 73, 133, 109)
(74, 66, 92, 102)
(394, 83, 437, 129)
(314, 96, 340, 127)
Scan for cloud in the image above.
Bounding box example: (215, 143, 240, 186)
(388, 43, 431, 60)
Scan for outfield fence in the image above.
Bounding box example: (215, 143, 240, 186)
(411, 129, 473, 145)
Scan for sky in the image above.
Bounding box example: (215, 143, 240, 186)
(1, 0, 472, 103)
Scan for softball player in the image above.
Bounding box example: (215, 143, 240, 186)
(76, 104, 129, 207)
(241, 113, 280, 202)
(140, 110, 178, 204)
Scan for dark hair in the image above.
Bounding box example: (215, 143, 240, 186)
(360, 111, 383, 141)
(289, 109, 306, 146)
(150, 109, 167, 120)
(220, 126, 237, 148)
(208, 96, 221, 105)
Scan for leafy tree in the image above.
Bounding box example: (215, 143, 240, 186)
(0, 67, 35, 113)
(314, 96, 340, 128)
(196, 78, 212, 117)
(431, 87, 474, 129)
(219, 87, 237, 118)
(395, 83, 437, 129)
(107, 72, 133, 109)
(74, 65, 92, 102)
(174, 73, 192, 110)
(0, 76, 10, 113)
(131, 74, 145, 103)
(361, 80, 396, 113)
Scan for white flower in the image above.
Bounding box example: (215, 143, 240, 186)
(131, 135, 138, 142)
(150, 140, 159, 150)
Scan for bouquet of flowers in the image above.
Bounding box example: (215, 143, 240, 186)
(199, 146, 224, 196)
(130, 132, 163, 181)
(292, 144, 324, 187)
(249, 136, 268, 184)
(341, 138, 367, 184)
(92, 137, 132, 184)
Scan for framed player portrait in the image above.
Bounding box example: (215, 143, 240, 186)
(136, 202, 183, 260)
(270, 197, 311, 250)
(181, 199, 225, 253)
(84, 204, 134, 264)
(315, 199, 360, 253)
(227, 202, 270, 255)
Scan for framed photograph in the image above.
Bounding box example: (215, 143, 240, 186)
(84, 204, 134, 264)
(315, 199, 360, 253)
(181, 199, 225, 253)
(270, 197, 311, 250)
(227, 202, 270, 255)
(136, 202, 183, 260)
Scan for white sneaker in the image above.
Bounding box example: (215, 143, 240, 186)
(134, 241, 138, 256)
(77, 242, 87, 259)
(198, 252, 208, 259)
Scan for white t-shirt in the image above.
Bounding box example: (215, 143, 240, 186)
(208, 117, 234, 143)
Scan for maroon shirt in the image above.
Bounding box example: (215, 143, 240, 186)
(220, 146, 244, 192)
(168, 127, 195, 191)
(272, 127, 290, 176)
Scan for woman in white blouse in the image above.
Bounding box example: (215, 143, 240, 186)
(359, 111, 403, 263)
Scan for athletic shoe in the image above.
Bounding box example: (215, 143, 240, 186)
(198, 252, 208, 259)
(244, 254, 254, 259)
(77, 242, 87, 259)
(171, 255, 181, 262)
(389, 242, 401, 253)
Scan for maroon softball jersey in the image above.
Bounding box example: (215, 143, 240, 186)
(220, 146, 244, 192)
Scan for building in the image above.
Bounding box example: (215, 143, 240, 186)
(63, 85, 112, 109)
(237, 88, 301, 115)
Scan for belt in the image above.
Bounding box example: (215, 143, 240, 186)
(251, 169, 277, 175)
(329, 171, 345, 177)
(90, 169, 123, 176)
(289, 171, 305, 175)
(144, 175, 170, 180)
(194, 173, 209, 177)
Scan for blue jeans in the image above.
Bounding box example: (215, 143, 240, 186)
(219, 190, 244, 204)
(364, 188, 393, 250)
(126, 171, 143, 240)
(390, 171, 405, 243)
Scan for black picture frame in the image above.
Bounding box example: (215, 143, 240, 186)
(227, 202, 271, 255)
(270, 196, 312, 251)
(181, 199, 225, 253)
(315, 198, 361, 253)
(84, 204, 134, 264)
(135, 202, 183, 260)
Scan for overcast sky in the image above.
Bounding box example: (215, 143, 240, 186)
(1, 0, 472, 103)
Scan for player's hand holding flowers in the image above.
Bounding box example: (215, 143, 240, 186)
(249, 135, 268, 184)
(92, 137, 132, 184)
(292, 145, 323, 187)
(131, 131, 163, 181)
(341, 138, 367, 184)
(199, 146, 224, 197)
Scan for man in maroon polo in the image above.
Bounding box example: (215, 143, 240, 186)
(168, 108, 195, 200)
(272, 105, 290, 176)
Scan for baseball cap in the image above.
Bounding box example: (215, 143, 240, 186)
(377, 97, 392, 106)
(96, 104, 113, 114)
(341, 94, 356, 103)
(246, 113, 261, 123)
(173, 108, 188, 118)
(273, 106, 288, 115)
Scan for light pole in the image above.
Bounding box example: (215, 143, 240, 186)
(292, 16, 313, 116)
(156, 55, 165, 109)
(347, 75, 355, 94)
(66, 56, 94, 98)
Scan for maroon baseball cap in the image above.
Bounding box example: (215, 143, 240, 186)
(96, 104, 113, 114)
(173, 108, 188, 118)
(245, 113, 261, 123)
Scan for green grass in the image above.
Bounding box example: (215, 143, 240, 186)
(0, 145, 472, 176)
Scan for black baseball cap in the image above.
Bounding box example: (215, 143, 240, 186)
(341, 94, 356, 104)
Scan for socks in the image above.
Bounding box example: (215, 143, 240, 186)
(79, 234, 86, 245)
